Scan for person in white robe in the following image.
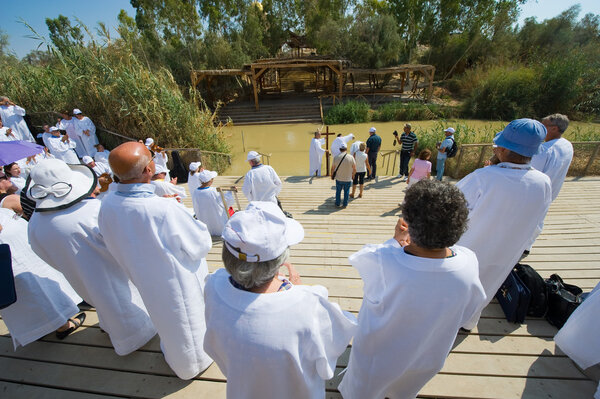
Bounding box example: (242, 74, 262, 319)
(39, 124, 53, 148)
(191, 170, 233, 236)
(92, 144, 111, 167)
(0, 208, 84, 348)
(0, 118, 19, 142)
(339, 180, 486, 399)
(242, 151, 282, 204)
(82, 155, 111, 177)
(46, 127, 80, 164)
(309, 131, 328, 176)
(27, 159, 156, 355)
(73, 109, 99, 157)
(456, 118, 552, 330)
(204, 201, 357, 399)
(57, 112, 85, 158)
(331, 133, 355, 158)
(187, 161, 202, 193)
(98, 142, 213, 379)
(151, 164, 187, 199)
(350, 140, 364, 156)
(0, 97, 35, 142)
(145, 138, 171, 181)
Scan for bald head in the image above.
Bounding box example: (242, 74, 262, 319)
(109, 142, 155, 183)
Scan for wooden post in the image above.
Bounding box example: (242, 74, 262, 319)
(427, 67, 435, 102)
(251, 67, 260, 110)
(583, 142, 600, 176)
(476, 145, 487, 168)
(318, 126, 337, 176)
(453, 146, 465, 179)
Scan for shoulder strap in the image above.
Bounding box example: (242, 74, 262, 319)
(334, 153, 348, 175)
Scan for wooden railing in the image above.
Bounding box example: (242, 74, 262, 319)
(258, 152, 272, 165)
(380, 149, 401, 176)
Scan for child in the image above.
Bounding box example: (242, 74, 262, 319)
(350, 142, 371, 199)
(339, 180, 487, 399)
(406, 148, 432, 186)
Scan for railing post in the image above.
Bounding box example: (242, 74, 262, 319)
(583, 142, 600, 176)
(453, 146, 465, 179)
(391, 150, 398, 176)
(477, 145, 487, 169)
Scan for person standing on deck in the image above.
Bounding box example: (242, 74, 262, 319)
(98, 142, 213, 379)
(309, 131, 328, 176)
(456, 119, 552, 330)
(436, 127, 455, 181)
(46, 127, 80, 164)
(0, 96, 35, 142)
(73, 109, 99, 157)
(365, 127, 381, 180)
(331, 133, 355, 158)
(242, 151, 282, 205)
(397, 124, 418, 180)
(57, 111, 84, 158)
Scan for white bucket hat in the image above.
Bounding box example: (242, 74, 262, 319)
(222, 201, 304, 262)
(198, 169, 217, 183)
(189, 161, 201, 172)
(154, 163, 168, 175)
(26, 159, 96, 212)
(82, 156, 94, 165)
(145, 138, 154, 147)
(246, 151, 261, 161)
(72, 108, 82, 115)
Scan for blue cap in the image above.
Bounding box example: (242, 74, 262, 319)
(493, 119, 546, 157)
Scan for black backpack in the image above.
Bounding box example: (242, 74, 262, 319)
(446, 138, 458, 158)
(514, 264, 548, 317)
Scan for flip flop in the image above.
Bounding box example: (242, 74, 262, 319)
(56, 312, 86, 340)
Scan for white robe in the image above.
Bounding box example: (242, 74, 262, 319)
(0, 208, 81, 349)
(456, 163, 552, 329)
(204, 268, 357, 399)
(350, 140, 363, 156)
(309, 137, 326, 176)
(242, 164, 282, 204)
(192, 187, 232, 236)
(554, 282, 600, 370)
(90, 162, 111, 177)
(98, 183, 213, 379)
(9, 176, 26, 195)
(154, 151, 170, 180)
(46, 135, 80, 164)
(187, 172, 200, 193)
(339, 240, 486, 399)
(151, 180, 187, 198)
(74, 117, 99, 157)
(57, 118, 85, 157)
(531, 137, 573, 201)
(92, 149, 110, 166)
(331, 134, 354, 158)
(0, 126, 18, 142)
(0, 105, 34, 142)
(28, 199, 156, 356)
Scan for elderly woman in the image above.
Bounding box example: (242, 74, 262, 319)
(339, 180, 487, 399)
(203, 201, 357, 399)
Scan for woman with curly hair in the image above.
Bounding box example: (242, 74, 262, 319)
(339, 180, 487, 399)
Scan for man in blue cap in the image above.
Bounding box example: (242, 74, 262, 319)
(454, 118, 552, 330)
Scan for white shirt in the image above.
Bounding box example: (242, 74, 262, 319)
(0, 104, 34, 142)
(98, 183, 213, 379)
(90, 162, 111, 177)
(0, 126, 18, 142)
(0, 208, 81, 349)
(456, 163, 552, 328)
(46, 135, 80, 164)
(57, 118, 86, 158)
(204, 268, 357, 399)
(242, 164, 282, 204)
(531, 137, 573, 201)
(92, 149, 111, 166)
(309, 137, 326, 176)
(339, 241, 485, 399)
(151, 179, 187, 199)
(350, 141, 363, 156)
(74, 117, 99, 157)
(8, 176, 26, 195)
(188, 172, 200, 193)
(354, 150, 368, 173)
(192, 186, 232, 236)
(331, 134, 354, 158)
(28, 199, 156, 355)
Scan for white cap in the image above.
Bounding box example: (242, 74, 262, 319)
(82, 156, 93, 165)
(73, 108, 82, 115)
(49, 126, 59, 132)
(154, 164, 167, 175)
(189, 161, 201, 172)
(198, 169, 217, 183)
(222, 201, 304, 262)
(145, 138, 154, 147)
(246, 151, 261, 161)
(369, 127, 376, 133)
(445, 127, 456, 133)
(340, 142, 347, 150)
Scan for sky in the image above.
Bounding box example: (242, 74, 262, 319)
(2, 0, 600, 59)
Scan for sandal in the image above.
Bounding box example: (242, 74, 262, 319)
(56, 312, 86, 340)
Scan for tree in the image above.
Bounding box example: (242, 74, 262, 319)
(45, 15, 85, 53)
(347, 12, 403, 68)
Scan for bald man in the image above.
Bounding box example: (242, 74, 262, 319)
(98, 142, 213, 379)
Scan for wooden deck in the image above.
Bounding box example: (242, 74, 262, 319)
(2, 176, 599, 398)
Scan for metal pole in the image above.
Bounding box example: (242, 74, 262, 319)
(241, 130, 246, 153)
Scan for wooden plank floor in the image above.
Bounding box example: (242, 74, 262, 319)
(2, 176, 599, 398)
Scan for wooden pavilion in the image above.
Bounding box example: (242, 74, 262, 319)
(191, 57, 435, 110)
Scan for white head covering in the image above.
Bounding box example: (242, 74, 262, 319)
(145, 138, 154, 147)
(247, 151, 261, 162)
(72, 108, 82, 115)
(154, 164, 168, 175)
(198, 169, 217, 184)
(49, 126, 59, 132)
(369, 127, 376, 133)
(82, 156, 94, 165)
(444, 127, 456, 133)
(189, 161, 201, 172)
(222, 201, 304, 262)
(26, 159, 96, 212)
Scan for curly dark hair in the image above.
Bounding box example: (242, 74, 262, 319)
(401, 180, 469, 249)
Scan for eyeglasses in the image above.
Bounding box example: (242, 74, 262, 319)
(29, 182, 73, 199)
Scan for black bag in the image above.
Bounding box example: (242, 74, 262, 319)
(514, 263, 548, 317)
(545, 274, 583, 329)
(495, 267, 531, 323)
(446, 138, 458, 158)
(0, 244, 17, 310)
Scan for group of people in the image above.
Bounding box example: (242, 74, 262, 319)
(2, 106, 597, 398)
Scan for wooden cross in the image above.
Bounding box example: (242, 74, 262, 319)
(316, 125, 337, 176)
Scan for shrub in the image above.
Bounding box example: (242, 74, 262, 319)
(324, 100, 371, 124)
(372, 102, 461, 122)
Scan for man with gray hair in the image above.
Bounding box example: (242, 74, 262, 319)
(98, 141, 213, 379)
(242, 150, 282, 204)
(0, 96, 35, 142)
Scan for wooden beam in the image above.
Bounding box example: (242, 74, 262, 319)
(251, 68, 260, 111)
